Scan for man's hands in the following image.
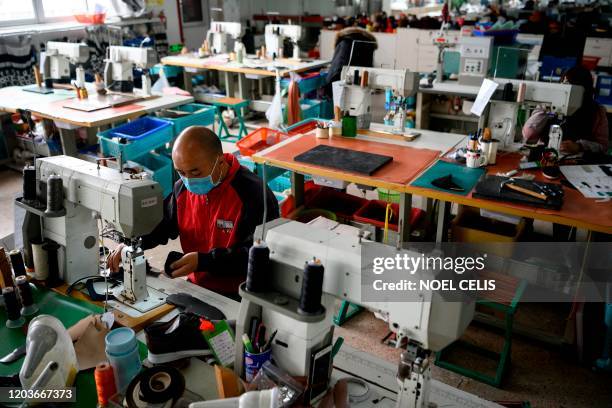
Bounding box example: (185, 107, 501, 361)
(106, 244, 125, 273)
(107, 245, 197, 278)
(168, 252, 198, 278)
(560, 140, 581, 154)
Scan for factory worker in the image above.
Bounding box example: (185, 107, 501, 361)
(107, 126, 279, 297)
(522, 65, 609, 155)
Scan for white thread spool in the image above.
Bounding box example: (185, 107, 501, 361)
(31, 242, 49, 280)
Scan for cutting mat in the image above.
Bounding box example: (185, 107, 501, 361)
(294, 145, 393, 175)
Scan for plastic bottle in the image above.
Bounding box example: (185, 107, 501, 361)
(105, 327, 142, 392)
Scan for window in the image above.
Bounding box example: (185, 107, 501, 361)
(0, 0, 36, 23)
(0, 0, 116, 26)
(40, 0, 87, 19)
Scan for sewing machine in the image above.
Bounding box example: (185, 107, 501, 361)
(206, 21, 242, 55)
(234, 220, 474, 407)
(458, 36, 493, 86)
(17, 156, 167, 313)
(487, 79, 584, 146)
(264, 24, 302, 59)
(103, 45, 157, 95)
(36, 42, 89, 91)
(335, 66, 419, 130)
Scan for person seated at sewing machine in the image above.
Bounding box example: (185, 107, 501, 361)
(522, 66, 609, 155)
(107, 126, 279, 297)
(324, 27, 378, 97)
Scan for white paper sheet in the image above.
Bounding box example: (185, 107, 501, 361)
(470, 78, 499, 117)
(560, 164, 612, 199)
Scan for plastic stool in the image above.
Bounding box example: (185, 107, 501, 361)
(435, 271, 527, 387)
(210, 97, 249, 142)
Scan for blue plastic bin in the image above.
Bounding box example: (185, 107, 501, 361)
(157, 103, 216, 136)
(596, 75, 612, 105)
(132, 152, 174, 198)
(98, 117, 174, 161)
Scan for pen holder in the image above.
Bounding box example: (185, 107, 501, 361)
(244, 348, 272, 382)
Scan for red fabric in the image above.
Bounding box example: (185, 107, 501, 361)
(176, 154, 245, 294)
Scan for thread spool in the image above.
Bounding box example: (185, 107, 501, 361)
(3, 287, 24, 328)
(31, 241, 49, 281)
(245, 241, 270, 293)
(9, 249, 27, 278)
(44, 241, 62, 288)
(16, 275, 37, 316)
(0, 248, 14, 289)
(298, 258, 325, 315)
(45, 175, 65, 217)
(94, 362, 117, 407)
(360, 70, 369, 88)
(23, 165, 37, 204)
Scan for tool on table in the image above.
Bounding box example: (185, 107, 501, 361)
(206, 21, 243, 55)
(254, 323, 266, 352)
(104, 45, 156, 95)
(16, 156, 166, 313)
(265, 24, 302, 59)
(500, 178, 548, 201)
(232, 220, 475, 407)
(124, 365, 186, 407)
(0, 345, 27, 364)
(431, 174, 465, 192)
(20, 315, 78, 391)
(335, 66, 418, 132)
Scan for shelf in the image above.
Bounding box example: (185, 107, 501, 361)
(430, 112, 480, 123)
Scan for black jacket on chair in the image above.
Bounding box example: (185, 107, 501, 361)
(325, 27, 378, 96)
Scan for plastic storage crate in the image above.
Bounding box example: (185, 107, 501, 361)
(354, 200, 424, 232)
(132, 152, 174, 198)
(98, 117, 173, 161)
(156, 103, 216, 136)
(287, 118, 322, 135)
(305, 187, 368, 222)
(236, 128, 292, 157)
(280, 72, 326, 95)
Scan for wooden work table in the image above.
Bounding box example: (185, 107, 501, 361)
(0, 85, 193, 156)
(253, 126, 612, 240)
(161, 53, 330, 100)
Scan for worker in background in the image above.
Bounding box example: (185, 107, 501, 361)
(522, 65, 609, 155)
(107, 126, 279, 298)
(324, 27, 378, 97)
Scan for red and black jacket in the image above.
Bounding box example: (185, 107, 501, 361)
(142, 153, 280, 295)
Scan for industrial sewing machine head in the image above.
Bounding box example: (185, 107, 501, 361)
(335, 66, 419, 132)
(40, 41, 90, 89)
(103, 45, 157, 96)
(17, 156, 166, 312)
(264, 24, 302, 60)
(205, 21, 243, 55)
(487, 79, 584, 148)
(234, 219, 474, 407)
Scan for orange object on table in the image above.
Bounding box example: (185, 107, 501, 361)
(256, 133, 440, 187)
(237, 128, 292, 156)
(286, 80, 301, 126)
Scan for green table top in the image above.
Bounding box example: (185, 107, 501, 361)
(0, 285, 147, 407)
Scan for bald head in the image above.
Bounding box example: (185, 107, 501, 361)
(173, 126, 225, 180)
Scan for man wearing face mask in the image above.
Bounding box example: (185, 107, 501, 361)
(107, 126, 279, 297)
